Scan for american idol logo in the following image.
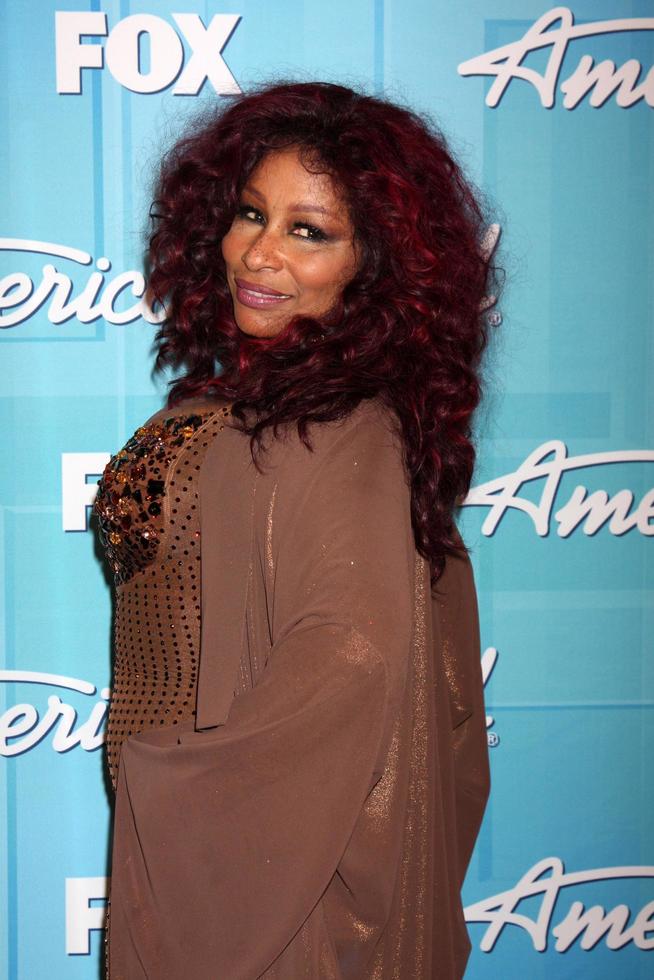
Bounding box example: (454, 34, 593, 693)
(465, 857, 654, 952)
(0, 650, 499, 757)
(0, 671, 108, 757)
(0, 238, 163, 328)
(466, 441, 654, 537)
(458, 6, 654, 109)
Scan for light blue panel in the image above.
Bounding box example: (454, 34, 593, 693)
(463, 707, 654, 978)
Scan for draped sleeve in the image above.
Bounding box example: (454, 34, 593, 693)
(107, 400, 417, 980)
(435, 532, 490, 883)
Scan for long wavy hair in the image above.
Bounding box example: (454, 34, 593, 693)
(148, 80, 503, 586)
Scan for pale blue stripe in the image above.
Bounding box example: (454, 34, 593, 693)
(374, 0, 384, 93)
(5, 511, 17, 980)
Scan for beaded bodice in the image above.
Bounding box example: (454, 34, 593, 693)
(94, 404, 232, 788)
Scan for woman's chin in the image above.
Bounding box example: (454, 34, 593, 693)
(235, 311, 291, 339)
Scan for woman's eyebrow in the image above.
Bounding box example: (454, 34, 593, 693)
(292, 203, 330, 215)
(241, 183, 265, 201)
(242, 184, 334, 217)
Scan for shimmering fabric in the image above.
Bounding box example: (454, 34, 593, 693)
(100, 396, 490, 979)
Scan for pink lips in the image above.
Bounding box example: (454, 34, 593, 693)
(234, 278, 292, 309)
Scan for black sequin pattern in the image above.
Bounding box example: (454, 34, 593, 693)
(95, 412, 228, 585)
(94, 405, 232, 789)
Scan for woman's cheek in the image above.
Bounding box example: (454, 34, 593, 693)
(222, 225, 239, 252)
(294, 255, 334, 289)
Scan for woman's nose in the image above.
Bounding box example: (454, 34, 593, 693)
(242, 227, 283, 271)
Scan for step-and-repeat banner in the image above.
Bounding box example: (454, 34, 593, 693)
(2, 2, 652, 978)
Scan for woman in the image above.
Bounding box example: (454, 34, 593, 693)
(95, 79, 500, 979)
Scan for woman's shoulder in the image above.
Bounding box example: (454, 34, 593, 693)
(248, 399, 408, 513)
(194, 395, 406, 497)
(265, 396, 403, 470)
(141, 394, 396, 447)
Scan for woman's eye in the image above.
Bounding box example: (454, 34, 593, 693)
(236, 204, 262, 223)
(292, 222, 328, 242)
(236, 204, 328, 242)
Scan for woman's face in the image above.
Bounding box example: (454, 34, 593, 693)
(221, 146, 359, 338)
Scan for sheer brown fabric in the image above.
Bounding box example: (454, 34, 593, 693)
(103, 397, 490, 979)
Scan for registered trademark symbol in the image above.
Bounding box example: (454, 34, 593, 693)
(487, 731, 500, 747)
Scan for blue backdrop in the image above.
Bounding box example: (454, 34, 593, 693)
(1, 2, 652, 977)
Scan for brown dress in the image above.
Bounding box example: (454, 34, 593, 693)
(95, 394, 490, 979)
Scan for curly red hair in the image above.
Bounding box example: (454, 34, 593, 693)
(148, 80, 503, 586)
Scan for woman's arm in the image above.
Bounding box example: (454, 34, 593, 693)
(107, 401, 417, 980)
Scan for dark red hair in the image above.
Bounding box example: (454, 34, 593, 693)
(148, 80, 503, 586)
